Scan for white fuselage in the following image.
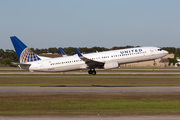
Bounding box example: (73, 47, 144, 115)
(21, 47, 168, 72)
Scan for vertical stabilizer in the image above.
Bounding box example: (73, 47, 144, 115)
(10, 36, 41, 63)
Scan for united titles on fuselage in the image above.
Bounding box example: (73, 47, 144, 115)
(120, 49, 143, 54)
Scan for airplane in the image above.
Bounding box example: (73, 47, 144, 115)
(10, 36, 168, 75)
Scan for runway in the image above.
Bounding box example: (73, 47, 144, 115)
(0, 86, 180, 94)
(1, 71, 180, 74)
(1, 76, 180, 78)
(1, 115, 180, 120)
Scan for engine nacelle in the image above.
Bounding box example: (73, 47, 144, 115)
(104, 61, 119, 69)
(29, 63, 44, 71)
(18, 64, 30, 70)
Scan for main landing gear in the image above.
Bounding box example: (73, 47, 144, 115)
(88, 69, 96, 75)
(153, 60, 157, 66)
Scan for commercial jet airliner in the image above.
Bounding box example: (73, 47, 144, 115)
(10, 36, 168, 75)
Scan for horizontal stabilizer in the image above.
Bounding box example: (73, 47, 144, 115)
(11, 62, 31, 65)
(37, 55, 51, 60)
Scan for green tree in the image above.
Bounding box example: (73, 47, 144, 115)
(48, 47, 60, 53)
(40, 48, 48, 53)
(1, 58, 12, 66)
(168, 58, 178, 66)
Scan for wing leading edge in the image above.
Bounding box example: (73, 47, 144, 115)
(75, 48, 104, 68)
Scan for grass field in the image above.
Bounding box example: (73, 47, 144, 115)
(0, 94, 180, 115)
(1, 67, 180, 115)
(1, 69, 180, 72)
(0, 77, 180, 86)
(0, 66, 180, 72)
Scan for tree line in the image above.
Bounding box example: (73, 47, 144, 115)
(0, 46, 180, 66)
(29, 45, 136, 55)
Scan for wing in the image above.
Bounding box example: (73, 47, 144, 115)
(75, 48, 104, 68)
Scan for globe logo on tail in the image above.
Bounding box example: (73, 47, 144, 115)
(20, 48, 41, 63)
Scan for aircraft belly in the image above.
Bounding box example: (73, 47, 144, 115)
(118, 54, 165, 64)
(42, 64, 84, 72)
(149, 53, 166, 60)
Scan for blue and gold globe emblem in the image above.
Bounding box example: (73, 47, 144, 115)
(20, 48, 41, 63)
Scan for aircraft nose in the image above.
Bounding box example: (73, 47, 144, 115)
(164, 50, 168, 54)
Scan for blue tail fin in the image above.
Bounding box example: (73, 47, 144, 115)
(59, 48, 67, 57)
(10, 36, 41, 63)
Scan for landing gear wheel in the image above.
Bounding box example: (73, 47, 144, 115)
(88, 69, 93, 74)
(153, 63, 157, 66)
(153, 60, 157, 66)
(88, 69, 96, 75)
(92, 70, 96, 75)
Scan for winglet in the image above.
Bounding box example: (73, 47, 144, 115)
(75, 48, 82, 57)
(75, 48, 104, 65)
(59, 48, 67, 57)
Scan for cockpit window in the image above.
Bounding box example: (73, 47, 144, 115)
(158, 49, 162, 51)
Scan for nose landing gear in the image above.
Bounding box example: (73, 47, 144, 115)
(153, 63, 157, 66)
(88, 69, 96, 75)
(153, 60, 157, 66)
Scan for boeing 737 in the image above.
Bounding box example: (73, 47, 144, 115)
(10, 36, 168, 75)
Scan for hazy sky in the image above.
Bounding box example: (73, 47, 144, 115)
(1, 0, 180, 50)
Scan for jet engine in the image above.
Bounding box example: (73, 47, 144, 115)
(104, 61, 119, 69)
